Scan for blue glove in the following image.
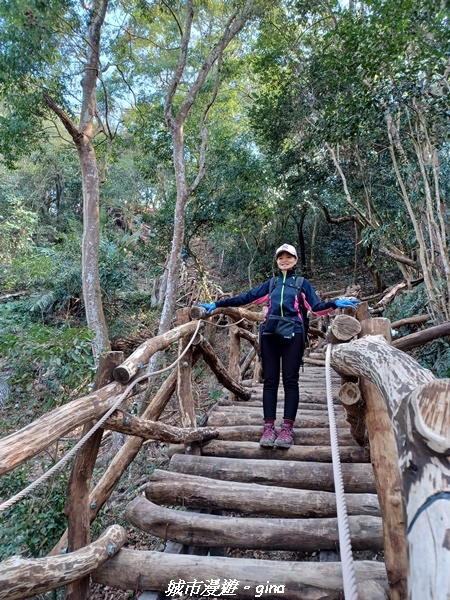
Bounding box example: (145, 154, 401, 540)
(335, 298, 361, 309)
(199, 302, 217, 314)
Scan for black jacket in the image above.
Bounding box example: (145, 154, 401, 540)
(215, 269, 336, 332)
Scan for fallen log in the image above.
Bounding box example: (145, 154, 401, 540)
(0, 525, 125, 600)
(104, 410, 218, 444)
(169, 454, 377, 493)
(214, 425, 359, 446)
(126, 496, 383, 551)
(390, 314, 430, 329)
(198, 337, 251, 400)
(146, 469, 381, 517)
(391, 321, 450, 352)
(92, 550, 389, 600)
(169, 440, 369, 463)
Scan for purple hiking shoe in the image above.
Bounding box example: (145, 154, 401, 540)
(259, 424, 277, 447)
(274, 423, 294, 448)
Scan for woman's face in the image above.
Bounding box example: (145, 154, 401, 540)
(276, 252, 298, 271)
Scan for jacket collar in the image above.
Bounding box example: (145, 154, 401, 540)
(278, 269, 297, 278)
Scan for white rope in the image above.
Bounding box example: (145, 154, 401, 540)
(325, 343, 359, 600)
(0, 319, 204, 514)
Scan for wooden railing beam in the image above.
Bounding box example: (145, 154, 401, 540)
(330, 318, 449, 600)
(0, 525, 125, 600)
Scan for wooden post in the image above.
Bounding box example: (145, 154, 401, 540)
(228, 324, 242, 402)
(338, 380, 366, 446)
(176, 308, 200, 455)
(65, 351, 124, 600)
(356, 308, 408, 600)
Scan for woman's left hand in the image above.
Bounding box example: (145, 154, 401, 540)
(335, 298, 361, 309)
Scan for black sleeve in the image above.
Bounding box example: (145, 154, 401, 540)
(215, 280, 271, 308)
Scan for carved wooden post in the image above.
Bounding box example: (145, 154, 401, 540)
(176, 308, 200, 455)
(330, 328, 449, 599)
(356, 306, 408, 600)
(65, 351, 124, 600)
(397, 379, 450, 600)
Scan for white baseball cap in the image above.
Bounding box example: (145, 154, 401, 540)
(275, 243, 298, 259)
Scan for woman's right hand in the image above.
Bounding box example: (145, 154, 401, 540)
(199, 302, 217, 314)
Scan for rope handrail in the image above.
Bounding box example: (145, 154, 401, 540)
(325, 343, 359, 600)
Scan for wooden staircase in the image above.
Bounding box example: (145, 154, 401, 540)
(121, 365, 389, 599)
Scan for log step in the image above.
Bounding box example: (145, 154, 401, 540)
(146, 469, 381, 518)
(223, 402, 337, 411)
(125, 496, 384, 551)
(92, 550, 390, 600)
(207, 411, 348, 428)
(169, 440, 370, 462)
(169, 454, 377, 493)
(213, 426, 361, 446)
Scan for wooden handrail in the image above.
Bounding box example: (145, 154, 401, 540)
(330, 315, 449, 600)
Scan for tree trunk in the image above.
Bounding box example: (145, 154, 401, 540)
(157, 0, 256, 340)
(43, 0, 110, 361)
(78, 137, 111, 360)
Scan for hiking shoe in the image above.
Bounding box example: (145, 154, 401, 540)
(259, 424, 277, 447)
(274, 424, 294, 448)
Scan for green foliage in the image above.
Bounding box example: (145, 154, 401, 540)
(0, 467, 68, 559)
(385, 285, 450, 377)
(0, 318, 95, 425)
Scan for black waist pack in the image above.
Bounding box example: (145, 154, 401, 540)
(263, 315, 296, 339)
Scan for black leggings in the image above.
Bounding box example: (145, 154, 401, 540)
(260, 332, 304, 421)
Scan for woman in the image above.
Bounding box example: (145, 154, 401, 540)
(199, 243, 360, 449)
